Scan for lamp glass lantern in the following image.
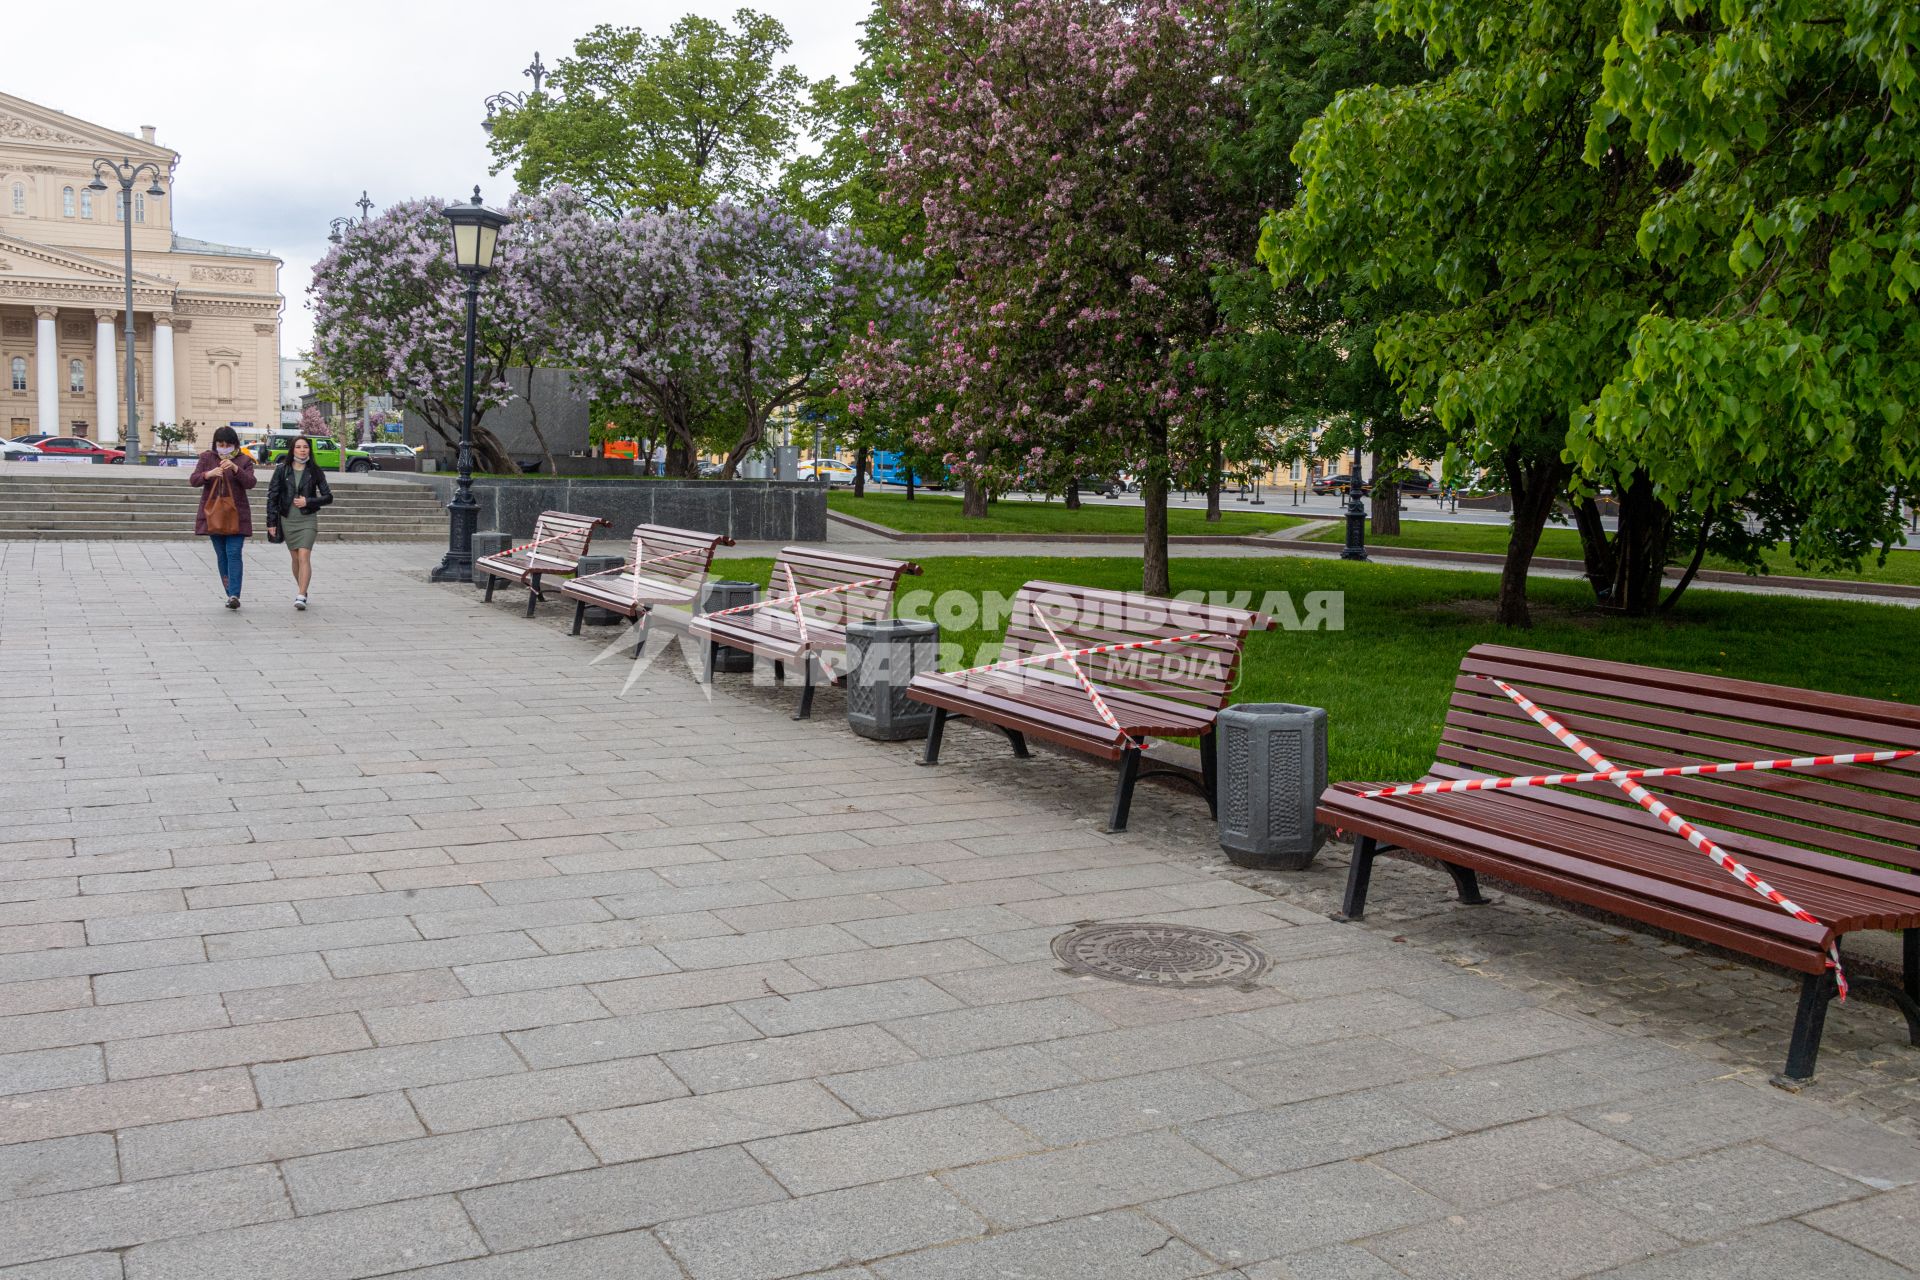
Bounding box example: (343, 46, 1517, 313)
(444, 192, 510, 272)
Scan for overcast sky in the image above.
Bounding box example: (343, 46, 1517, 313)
(10, 0, 866, 356)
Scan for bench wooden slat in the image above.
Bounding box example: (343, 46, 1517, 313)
(1318, 642, 1920, 1084)
(477, 511, 612, 617)
(556, 524, 735, 625)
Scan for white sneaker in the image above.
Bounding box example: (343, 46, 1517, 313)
(294, 595, 307, 611)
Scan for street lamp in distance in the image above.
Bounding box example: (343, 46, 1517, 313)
(429, 187, 513, 585)
(1340, 442, 1369, 561)
(87, 159, 167, 464)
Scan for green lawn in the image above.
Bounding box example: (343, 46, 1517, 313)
(1305, 519, 1920, 588)
(720, 553, 1918, 782)
(828, 491, 1304, 537)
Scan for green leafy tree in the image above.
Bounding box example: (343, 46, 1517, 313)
(1208, 0, 1438, 532)
(487, 9, 813, 213)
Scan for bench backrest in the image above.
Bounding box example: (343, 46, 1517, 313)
(1000, 581, 1277, 712)
(766, 546, 922, 633)
(627, 524, 734, 591)
(531, 511, 609, 561)
(1444, 644, 1920, 872)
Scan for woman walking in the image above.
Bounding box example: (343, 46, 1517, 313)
(189, 426, 256, 609)
(267, 435, 333, 610)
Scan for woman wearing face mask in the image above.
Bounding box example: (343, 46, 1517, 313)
(266, 435, 333, 610)
(189, 426, 257, 609)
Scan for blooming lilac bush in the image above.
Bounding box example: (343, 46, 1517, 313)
(507, 189, 920, 477)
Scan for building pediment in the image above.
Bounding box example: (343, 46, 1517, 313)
(0, 92, 177, 163)
(0, 232, 174, 289)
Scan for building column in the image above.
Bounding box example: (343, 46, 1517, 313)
(34, 306, 59, 433)
(94, 310, 119, 445)
(153, 314, 176, 431)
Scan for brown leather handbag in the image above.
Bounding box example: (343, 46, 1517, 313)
(204, 474, 241, 536)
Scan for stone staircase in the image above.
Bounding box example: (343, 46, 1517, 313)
(0, 468, 449, 541)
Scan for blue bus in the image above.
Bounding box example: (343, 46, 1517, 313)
(870, 451, 949, 488)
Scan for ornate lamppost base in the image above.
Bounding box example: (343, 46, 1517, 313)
(430, 497, 480, 582)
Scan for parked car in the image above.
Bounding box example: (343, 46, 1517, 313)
(1310, 471, 1367, 496)
(1076, 474, 1125, 499)
(802, 458, 857, 486)
(30, 436, 125, 463)
(256, 435, 375, 472)
(361, 442, 421, 471)
(1394, 470, 1439, 497)
(9, 433, 52, 446)
(1, 440, 44, 460)
(696, 460, 727, 479)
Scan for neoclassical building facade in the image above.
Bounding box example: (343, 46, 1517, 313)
(0, 90, 281, 444)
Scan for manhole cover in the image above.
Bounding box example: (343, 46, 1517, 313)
(1052, 922, 1271, 989)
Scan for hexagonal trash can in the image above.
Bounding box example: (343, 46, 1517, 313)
(697, 580, 758, 673)
(1216, 702, 1329, 871)
(572, 555, 626, 625)
(470, 532, 512, 588)
(845, 619, 941, 740)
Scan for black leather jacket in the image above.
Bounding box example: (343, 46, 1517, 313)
(267, 462, 334, 520)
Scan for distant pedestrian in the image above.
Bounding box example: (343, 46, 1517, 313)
(190, 425, 256, 609)
(266, 435, 333, 610)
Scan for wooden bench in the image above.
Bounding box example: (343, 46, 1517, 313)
(557, 524, 736, 657)
(906, 581, 1276, 832)
(1318, 643, 1920, 1085)
(687, 547, 923, 719)
(477, 511, 611, 617)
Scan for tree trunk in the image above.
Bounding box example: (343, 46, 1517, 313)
(1497, 449, 1571, 629)
(1605, 470, 1672, 616)
(962, 480, 989, 519)
(1206, 438, 1224, 523)
(1065, 478, 1081, 511)
(664, 437, 696, 479)
(906, 466, 916, 500)
(511, 370, 559, 476)
(1660, 515, 1713, 614)
(1141, 421, 1171, 595)
(1571, 496, 1613, 592)
(1369, 469, 1402, 536)
(852, 446, 867, 498)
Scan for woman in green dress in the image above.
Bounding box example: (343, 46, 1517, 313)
(266, 435, 334, 610)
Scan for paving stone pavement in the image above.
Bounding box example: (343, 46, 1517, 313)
(3, 541, 1918, 1279)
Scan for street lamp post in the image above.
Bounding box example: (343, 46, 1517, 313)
(483, 53, 549, 133)
(87, 158, 167, 464)
(1341, 443, 1369, 561)
(430, 188, 512, 585)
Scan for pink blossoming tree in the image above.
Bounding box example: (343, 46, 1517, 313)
(848, 0, 1249, 591)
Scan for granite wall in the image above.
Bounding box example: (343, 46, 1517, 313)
(411, 477, 829, 545)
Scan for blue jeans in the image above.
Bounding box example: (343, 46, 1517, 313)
(209, 534, 245, 598)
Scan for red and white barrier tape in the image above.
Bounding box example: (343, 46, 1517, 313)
(1033, 605, 1139, 749)
(784, 564, 809, 648)
(698, 576, 893, 622)
(572, 541, 717, 605)
(948, 630, 1223, 679)
(1489, 677, 1848, 998)
(494, 528, 584, 560)
(1358, 748, 1919, 799)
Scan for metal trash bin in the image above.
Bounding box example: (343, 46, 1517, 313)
(1216, 703, 1329, 870)
(697, 580, 758, 673)
(844, 619, 941, 740)
(572, 555, 626, 625)
(470, 532, 511, 588)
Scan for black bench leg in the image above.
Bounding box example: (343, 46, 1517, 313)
(1339, 836, 1378, 920)
(1778, 971, 1837, 1088)
(525, 576, 541, 618)
(570, 600, 586, 636)
(1200, 729, 1219, 819)
(704, 640, 717, 684)
(773, 659, 786, 682)
(483, 575, 497, 603)
(1906, 928, 1918, 1005)
(921, 708, 948, 765)
(793, 657, 817, 720)
(1444, 863, 1490, 906)
(1107, 746, 1143, 833)
(1002, 727, 1029, 758)
(631, 620, 647, 659)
